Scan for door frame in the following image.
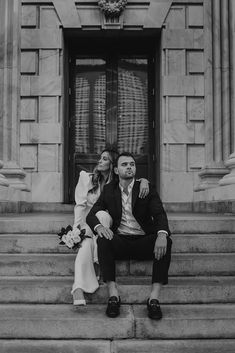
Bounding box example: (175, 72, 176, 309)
(63, 32, 161, 203)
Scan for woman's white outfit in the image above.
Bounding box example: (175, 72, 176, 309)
(71, 171, 112, 295)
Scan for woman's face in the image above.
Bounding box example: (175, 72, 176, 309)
(97, 151, 112, 172)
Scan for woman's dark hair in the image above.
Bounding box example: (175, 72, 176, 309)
(89, 149, 119, 193)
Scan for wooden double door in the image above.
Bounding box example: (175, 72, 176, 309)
(68, 38, 157, 202)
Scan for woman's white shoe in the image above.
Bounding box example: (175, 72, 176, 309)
(73, 299, 86, 306)
(73, 288, 86, 306)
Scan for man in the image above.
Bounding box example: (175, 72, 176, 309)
(86, 152, 172, 320)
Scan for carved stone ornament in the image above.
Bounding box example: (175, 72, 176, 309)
(98, 0, 128, 18)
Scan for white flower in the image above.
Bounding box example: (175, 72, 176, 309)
(71, 229, 81, 244)
(66, 238, 74, 248)
(62, 233, 74, 248)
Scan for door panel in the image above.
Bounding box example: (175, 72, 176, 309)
(117, 58, 149, 179)
(69, 52, 154, 202)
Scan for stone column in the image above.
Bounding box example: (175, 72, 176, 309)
(0, 161, 9, 186)
(219, 0, 235, 186)
(0, 0, 28, 191)
(196, 0, 229, 191)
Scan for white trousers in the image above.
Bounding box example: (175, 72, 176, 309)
(71, 211, 112, 294)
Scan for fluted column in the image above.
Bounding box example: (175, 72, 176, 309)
(219, 0, 235, 186)
(0, 0, 28, 191)
(196, 0, 229, 191)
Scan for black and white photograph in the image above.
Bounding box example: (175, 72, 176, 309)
(0, 0, 235, 352)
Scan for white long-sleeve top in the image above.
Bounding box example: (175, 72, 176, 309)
(73, 171, 101, 231)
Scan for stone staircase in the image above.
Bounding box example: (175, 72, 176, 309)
(0, 211, 235, 352)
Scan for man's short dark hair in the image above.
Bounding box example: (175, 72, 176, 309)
(116, 152, 136, 166)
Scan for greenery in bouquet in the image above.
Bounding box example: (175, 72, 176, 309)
(98, 0, 128, 18)
(58, 224, 89, 250)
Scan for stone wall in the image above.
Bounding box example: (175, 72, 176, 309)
(161, 2, 205, 202)
(19, 0, 207, 203)
(20, 3, 63, 201)
(3, 0, 233, 203)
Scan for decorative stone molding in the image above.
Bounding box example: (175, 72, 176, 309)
(98, 0, 127, 18)
(51, 0, 173, 30)
(101, 12, 124, 29)
(144, 0, 172, 28)
(195, 163, 229, 191)
(52, 0, 81, 28)
(1, 161, 29, 191)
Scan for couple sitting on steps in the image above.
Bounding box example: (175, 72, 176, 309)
(71, 150, 172, 320)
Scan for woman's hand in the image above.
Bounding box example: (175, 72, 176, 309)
(139, 178, 149, 198)
(96, 224, 113, 240)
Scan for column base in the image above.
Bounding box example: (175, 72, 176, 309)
(1, 161, 30, 191)
(194, 162, 229, 191)
(0, 160, 10, 201)
(0, 160, 9, 187)
(194, 184, 235, 201)
(219, 153, 235, 185)
(0, 174, 9, 187)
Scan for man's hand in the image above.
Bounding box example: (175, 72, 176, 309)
(154, 233, 167, 260)
(96, 224, 114, 240)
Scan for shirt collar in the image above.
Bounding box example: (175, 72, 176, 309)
(119, 179, 135, 193)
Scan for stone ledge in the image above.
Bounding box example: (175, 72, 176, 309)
(1, 201, 235, 214)
(1, 212, 235, 233)
(0, 276, 234, 305)
(0, 202, 32, 213)
(134, 304, 235, 338)
(0, 340, 111, 353)
(1, 233, 234, 254)
(114, 339, 235, 353)
(1, 339, 234, 353)
(0, 304, 134, 339)
(0, 253, 234, 276)
(0, 304, 234, 339)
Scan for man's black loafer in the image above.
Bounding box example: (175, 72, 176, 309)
(147, 298, 162, 320)
(106, 296, 121, 318)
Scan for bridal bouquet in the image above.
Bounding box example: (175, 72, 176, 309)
(57, 225, 89, 250)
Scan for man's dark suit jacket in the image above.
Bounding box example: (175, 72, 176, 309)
(86, 179, 171, 236)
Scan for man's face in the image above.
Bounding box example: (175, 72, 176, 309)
(115, 156, 136, 180)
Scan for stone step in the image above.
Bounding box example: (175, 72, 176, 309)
(0, 253, 234, 276)
(1, 233, 234, 253)
(0, 276, 235, 304)
(0, 213, 235, 234)
(1, 339, 235, 353)
(0, 304, 235, 339)
(1, 200, 235, 214)
(114, 339, 235, 353)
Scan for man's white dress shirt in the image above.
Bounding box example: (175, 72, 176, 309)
(117, 179, 145, 235)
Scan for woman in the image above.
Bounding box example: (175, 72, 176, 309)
(71, 149, 149, 306)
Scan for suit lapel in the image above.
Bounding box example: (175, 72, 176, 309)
(114, 184, 122, 220)
(132, 180, 139, 210)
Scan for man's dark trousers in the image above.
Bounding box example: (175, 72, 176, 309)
(97, 232, 172, 284)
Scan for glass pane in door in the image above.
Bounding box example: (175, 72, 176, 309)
(74, 58, 106, 155)
(117, 58, 148, 154)
(70, 58, 107, 202)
